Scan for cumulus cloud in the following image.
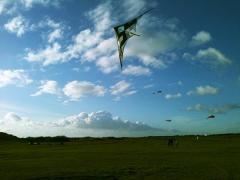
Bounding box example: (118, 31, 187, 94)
(31, 80, 60, 96)
(190, 31, 212, 46)
(0, 69, 32, 88)
(95, 52, 119, 74)
(187, 103, 240, 114)
(24, 19, 66, 64)
(187, 85, 219, 96)
(125, 17, 185, 68)
(0, 111, 166, 137)
(110, 80, 131, 95)
(24, 27, 104, 66)
(87, 2, 112, 32)
(25, 43, 67, 66)
(67, 29, 103, 58)
(57, 111, 155, 131)
(23, 1, 186, 74)
(63, 81, 106, 101)
(183, 47, 232, 66)
(83, 37, 116, 61)
(0, 0, 61, 15)
(165, 93, 182, 99)
(48, 28, 62, 43)
(29, 80, 138, 101)
(122, 65, 151, 76)
(4, 15, 29, 37)
(110, 80, 137, 101)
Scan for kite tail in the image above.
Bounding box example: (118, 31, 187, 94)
(120, 57, 123, 70)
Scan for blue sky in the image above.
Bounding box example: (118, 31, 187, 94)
(0, 0, 239, 137)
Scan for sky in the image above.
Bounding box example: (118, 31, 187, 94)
(0, 0, 240, 137)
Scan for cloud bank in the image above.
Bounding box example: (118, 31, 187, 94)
(187, 103, 240, 114)
(0, 111, 166, 137)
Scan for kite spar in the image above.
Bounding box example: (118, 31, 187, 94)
(113, 9, 153, 69)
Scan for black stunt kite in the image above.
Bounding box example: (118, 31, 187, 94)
(207, 115, 215, 119)
(113, 9, 153, 69)
(152, 90, 162, 95)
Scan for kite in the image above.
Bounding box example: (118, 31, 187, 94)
(113, 9, 153, 69)
(152, 90, 162, 95)
(165, 119, 172, 122)
(207, 115, 215, 119)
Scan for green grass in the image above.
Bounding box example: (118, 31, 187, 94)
(0, 135, 240, 179)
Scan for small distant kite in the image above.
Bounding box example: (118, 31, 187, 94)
(113, 9, 153, 69)
(165, 119, 172, 122)
(152, 90, 162, 95)
(207, 115, 215, 119)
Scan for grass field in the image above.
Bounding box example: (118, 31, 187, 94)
(0, 135, 240, 179)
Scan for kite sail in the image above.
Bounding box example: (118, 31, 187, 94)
(207, 115, 215, 119)
(153, 90, 162, 95)
(113, 9, 153, 69)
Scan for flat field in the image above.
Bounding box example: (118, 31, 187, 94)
(0, 135, 240, 179)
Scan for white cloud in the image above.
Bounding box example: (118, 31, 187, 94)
(83, 37, 116, 61)
(20, 0, 60, 9)
(110, 80, 136, 100)
(31, 80, 60, 96)
(48, 28, 62, 43)
(24, 25, 103, 66)
(67, 29, 102, 59)
(57, 111, 153, 131)
(110, 80, 131, 96)
(0, 69, 32, 88)
(125, 16, 186, 68)
(0, 111, 163, 137)
(183, 47, 232, 66)
(143, 84, 154, 89)
(122, 65, 151, 76)
(87, 2, 112, 32)
(190, 31, 212, 46)
(0, 0, 61, 15)
(38, 18, 61, 29)
(96, 53, 119, 74)
(122, 0, 150, 17)
(187, 103, 240, 114)
(165, 93, 182, 99)
(4, 15, 29, 37)
(39, 18, 64, 43)
(0, 1, 7, 14)
(23, 1, 186, 74)
(63, 81, 106, 101)
(4, 112, 22, 121)
(196, 47, 231, 65)
(124, 90, 137, 96)
(25, 43, 67, 66)
(187, 85, 219, 96)
(187, 104, 206, 111)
